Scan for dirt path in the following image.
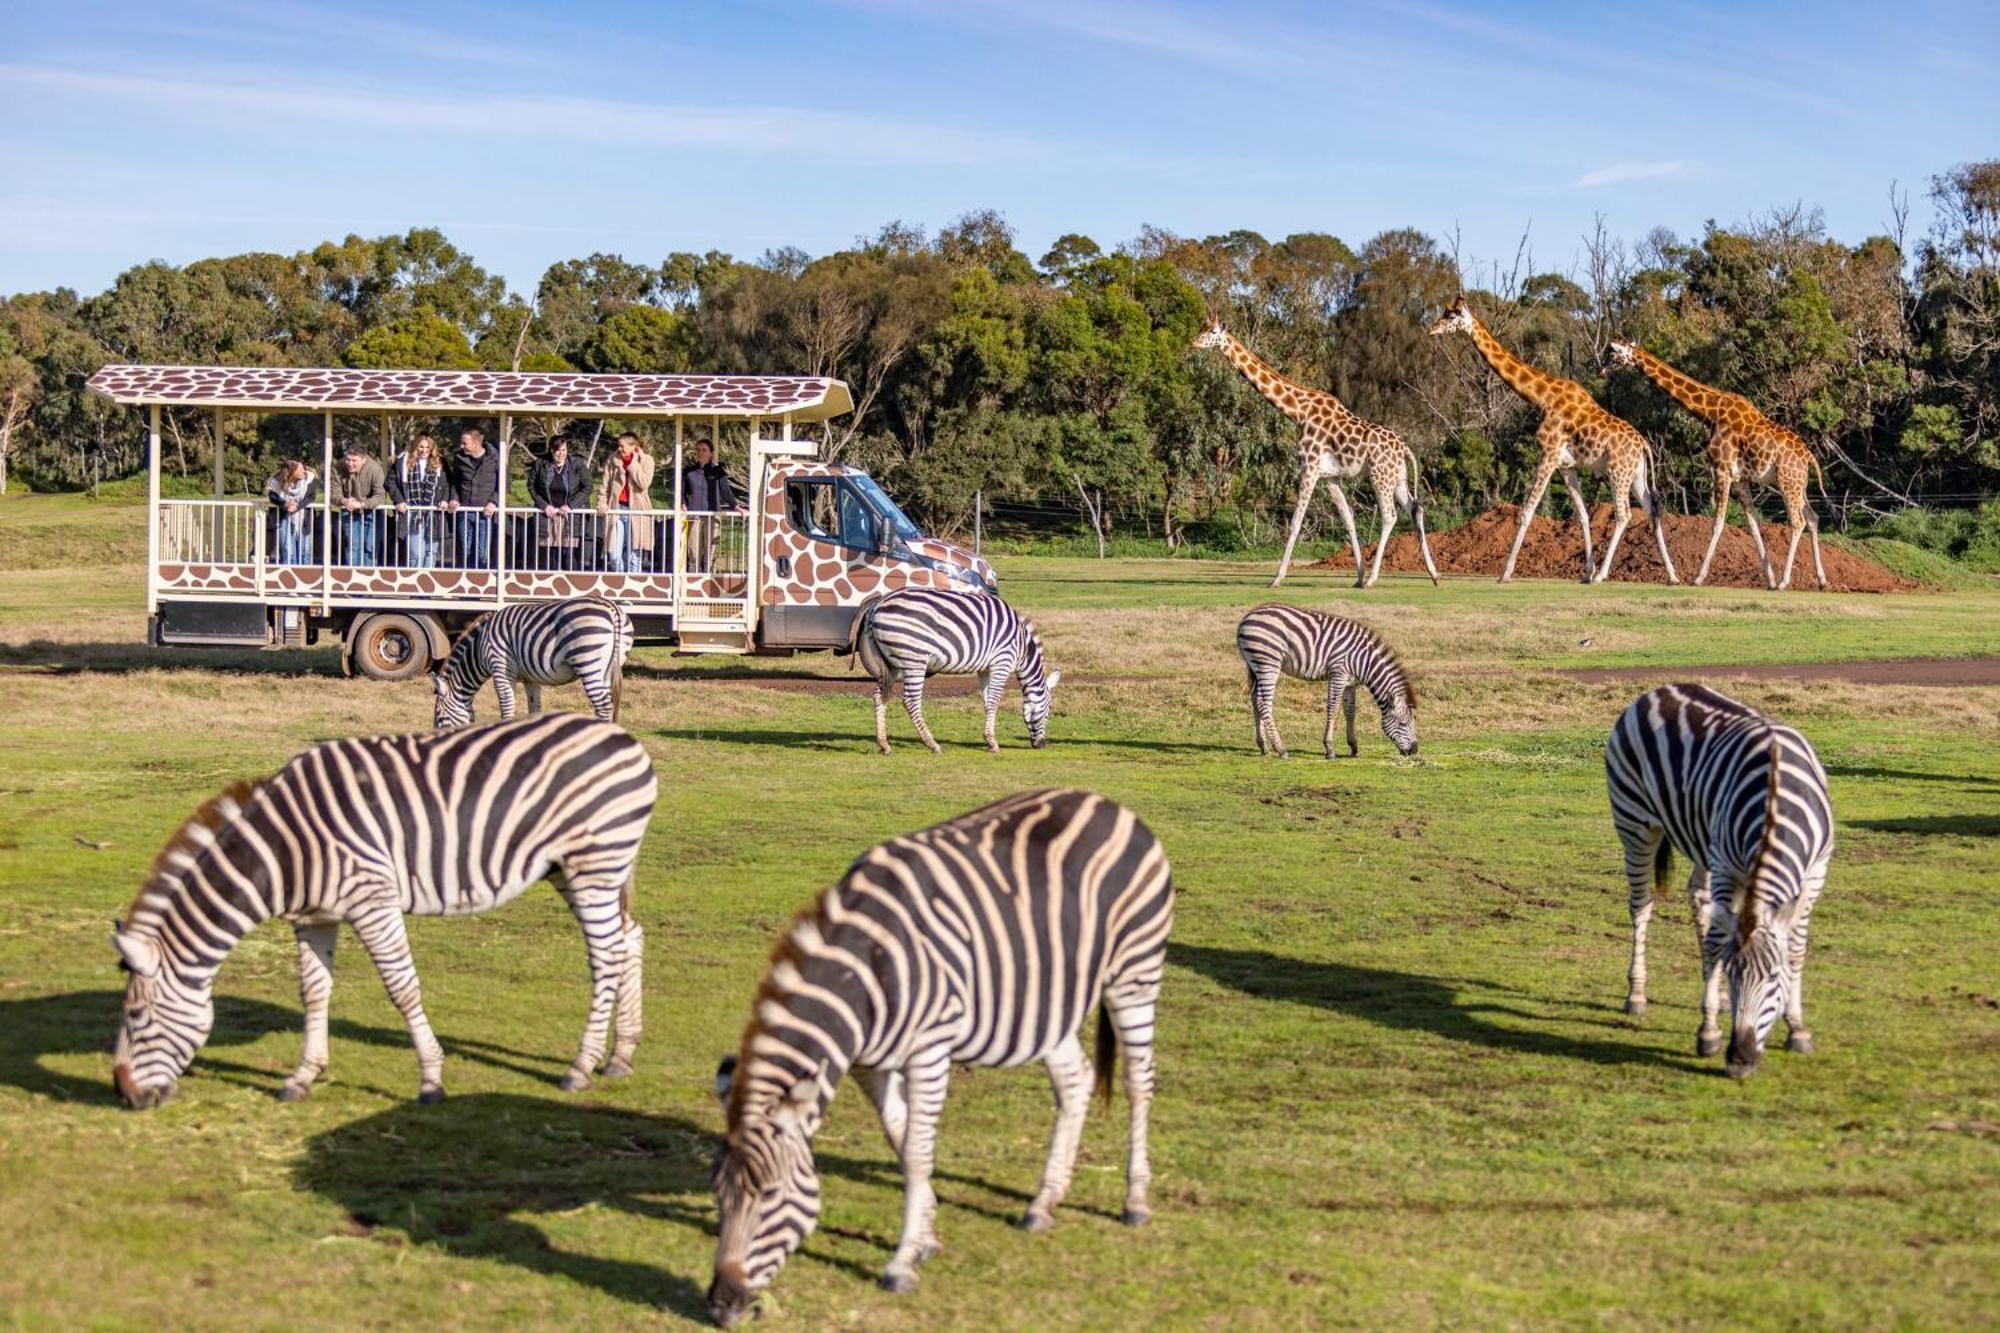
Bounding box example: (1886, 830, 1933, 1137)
(1558, 657, 2000, 688)
(626, 666, 1159, 695)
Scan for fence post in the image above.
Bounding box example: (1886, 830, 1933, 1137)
(973, 489, 982, 556)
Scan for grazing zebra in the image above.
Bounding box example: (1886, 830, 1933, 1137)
(1236, 603, 1418, 758)
(706, 789, 1173, 1323)
(853, 587, 1061, 754)
(433, 595, 634, 729)
(110, 714, 657, 1109)
(1605, 684, 1834, 1077)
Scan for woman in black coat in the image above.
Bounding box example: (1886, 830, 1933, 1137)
(527, 437, 593, 570)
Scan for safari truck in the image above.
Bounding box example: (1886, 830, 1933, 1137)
(89, 365, 996, 678)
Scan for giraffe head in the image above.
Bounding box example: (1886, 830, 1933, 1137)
(1192, 317, 1230, 351)
(1607, 340, 1640, 367)
(1427, 295, 1474, 337)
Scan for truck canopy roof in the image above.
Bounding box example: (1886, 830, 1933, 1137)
(87, 364, 853, 421)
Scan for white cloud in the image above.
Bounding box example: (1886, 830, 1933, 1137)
(1569, 160, 1696, 190)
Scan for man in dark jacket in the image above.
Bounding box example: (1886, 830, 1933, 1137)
(682, 437, 737, 572)
(528, 436, 593, 570)
(442, 426, 500, 568)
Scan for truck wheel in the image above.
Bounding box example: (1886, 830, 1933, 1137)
(350, 613, 434, 681)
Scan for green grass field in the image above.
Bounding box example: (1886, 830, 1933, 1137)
(1, 499, 1996, 1328)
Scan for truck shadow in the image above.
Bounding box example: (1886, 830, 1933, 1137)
(1849, 814, 1999, 838)
(1168, 944, 1704, 1072)
(0, 990, 583, 1103)
(0, 640, 343, 677)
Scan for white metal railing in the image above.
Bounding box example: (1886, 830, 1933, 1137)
(158, 499, 263, 564)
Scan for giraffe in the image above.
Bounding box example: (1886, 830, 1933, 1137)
(1608, 341, 1827, 590)
(1428, 296, 1679, 585)
(1194, 319, 1440, 589)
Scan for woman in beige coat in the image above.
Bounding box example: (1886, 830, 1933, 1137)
(597, 432, 656, 572)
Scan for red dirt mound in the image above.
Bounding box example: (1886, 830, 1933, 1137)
(1322, 503, 1912, 593)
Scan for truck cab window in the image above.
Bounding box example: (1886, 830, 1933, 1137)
(786, 477, 881, 551)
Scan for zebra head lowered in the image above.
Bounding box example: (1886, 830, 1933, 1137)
(1018, 621, 1061, 749)
(111, 920, 214, 1109)
(709, 1054, 823, 1327)
(1721, 731, 1823, 1078)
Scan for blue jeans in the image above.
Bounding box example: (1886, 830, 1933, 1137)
(455, 511, 495, 569)
(339, 512, 377, 566)
(604, 512, 640, 572)
(402, 514, 438, 569)
(276, 518, 311, 565)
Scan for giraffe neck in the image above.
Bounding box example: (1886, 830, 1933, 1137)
(1464, 316, 1561, 408)
(1217, 332, 1321, 423)
(1627, 346, 1726, 422)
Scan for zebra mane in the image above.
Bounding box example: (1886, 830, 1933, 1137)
(124, 780, 262, 928)
(1742, 725, 1786, 940)
(725, 901, 833, 1133)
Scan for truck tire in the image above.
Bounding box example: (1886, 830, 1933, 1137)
(349, 613, 436, 681)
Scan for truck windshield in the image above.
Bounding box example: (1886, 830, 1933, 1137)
(848, 474, 925, 542)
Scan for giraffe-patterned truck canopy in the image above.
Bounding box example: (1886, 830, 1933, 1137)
(87, 364, 854, 420)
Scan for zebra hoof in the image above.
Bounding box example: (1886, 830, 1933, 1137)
(1017, 1210, 1054, 1234)
(559, 1070, 592, 1093)
(416, 1086, 446, 1105)
(601, 1057, 635, 1080)
(277, 1082, 312, 1103)
(1120, 1206, 1152, 1228)
(879, 1269, 918, 1296)
(1624, 997, 1646, 1018)
(1786, 1031, 1814, 1055)
(1695, 1030, 1724, 1058)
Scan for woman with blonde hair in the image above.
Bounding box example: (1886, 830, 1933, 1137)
(265, 458, 319, 565)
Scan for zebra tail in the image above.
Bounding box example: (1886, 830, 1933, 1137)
(1093, 1004, 1117, 1107)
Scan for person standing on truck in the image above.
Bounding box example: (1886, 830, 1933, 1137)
(330, 442, 386, 566)
(443, 427, 500, 569)
(681, 437, 737, 573)
(388, 432, 445, 568)
(529, 435, 592, 571)
(265, 459, 319, 565)
(597, 432, 655, 574)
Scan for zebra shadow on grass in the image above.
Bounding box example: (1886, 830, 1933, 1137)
(0, 640, 344, 677)
(1169, 944, 1705, 1072)
(0, 990, 582, 1105)
(296, 1092, 983, 1316)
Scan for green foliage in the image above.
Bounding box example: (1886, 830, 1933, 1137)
(579, 305, 694, 374)
(342, 313, 480, 370)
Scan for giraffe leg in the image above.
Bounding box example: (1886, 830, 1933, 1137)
(1560, 468, 1594, 582)
(1640, 468, 1679, 584)
(1738, 486, 1777, 588)
(1269, 470, 1317, 589)
(279, 921, 337, 1101)
(1325, 482, 1366, 588)
(1694, 474, 1733, 586)
(902, 668, 941, 754)
(1807, 516, 1828, 590)
(1365, 484, 1397, 589)
(1779, 479, 1819, 592)
(1592, 486, 1635, 583)
(1776, 522, 1806, 591)
(1409, 487, 1441, 585)
(1500, 458, 1560, 583)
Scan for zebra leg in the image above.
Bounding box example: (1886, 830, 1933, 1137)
(603, 916, 644, 1079)
(1619, 826, 1664, 1017)
(1321, 668, 1352, 760)
(1784, 871, 1825, 1053)
(873, 678, 892, 755)
(857, 1065, 910, 1159)
(280, 921, 337, 1102)
(585, 665, 617, 722)
(880, 1045, 951, 1294)
(1020, 1032, 1095, 1233)
(1244, 662, 1266, 755)
(901, 669, 941, 755)
(525, 680, 544, 715)
(1343, 681, 1359, 757)
(1106, 977, 1161, 1226)
(492, 669, 519, 721)
(1695, 874, 1728, 1058)
(981, 665, 1008, 753)
(348, 900, 448, 1103)
(1257, 666, 1287, 758)
(556, 878, 631, 1091)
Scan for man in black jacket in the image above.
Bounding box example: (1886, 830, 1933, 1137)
(442, 426, 500, 568)
(528, 435, 593, 570)
(682, 437, 737, 572)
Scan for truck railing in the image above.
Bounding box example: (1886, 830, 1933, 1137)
(153, 499, 750, 618)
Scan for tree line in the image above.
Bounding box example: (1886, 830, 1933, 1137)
(2, 162, 1993, 547)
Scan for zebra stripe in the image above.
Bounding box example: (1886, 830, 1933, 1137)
(1605, 684, 1834, 1076)
(110, 713, 657, 1108)
(1236, 603, 1419, 757)
(433, 595, 634, 729)
(854, 587, 1060, 753)
(707, 788, 1173, 1321)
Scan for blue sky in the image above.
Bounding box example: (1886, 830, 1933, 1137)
(3, 0, 1994, 298)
